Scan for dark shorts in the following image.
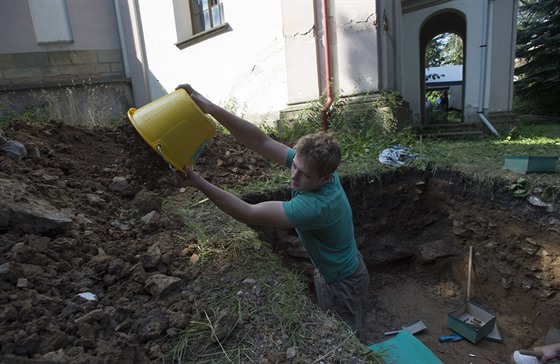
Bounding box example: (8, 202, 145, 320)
(314, 253, 370, 332)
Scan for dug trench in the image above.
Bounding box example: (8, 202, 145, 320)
(249, 170, 560, 364)
(0, 120, 559, 363)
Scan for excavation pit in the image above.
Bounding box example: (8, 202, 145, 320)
(249, 171, 560, 363)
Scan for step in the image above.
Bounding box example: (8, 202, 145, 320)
(421, 130, 484, 138)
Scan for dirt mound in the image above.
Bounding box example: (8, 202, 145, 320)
(0, 119, 287, 363)
(1, 119, 559, 364)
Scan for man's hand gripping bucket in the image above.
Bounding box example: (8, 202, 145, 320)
(127, 89, 216, 175)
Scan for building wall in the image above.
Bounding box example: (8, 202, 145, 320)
(330, 1, 379, 96)
(378, 0, 402, 92)
(281, 0, 382, 116)
(124, 0, 288, 125)
(0, 0, 516, 127)
(130, 0, 384, 125)
(0, 0, 125, 86)
(281, 1, 319, 105)
(402, 1, 483, 122)
(0, 0, 131, 125)
(487, 0, 518, 113)
(401, 0, 516, 123)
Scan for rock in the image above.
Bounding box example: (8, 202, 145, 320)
(18, 263, 46, 277)
(136, 308, 168, 342)
(76, 322, 97, 349)
(242, 278, 257, 285)
(140, 211, 157, 224)
(140, 242, 162, 270)
(87, 248, 113, 274)
(520, 239, 540, 256)
(144, 273, 181, 298)
(417, 239, 457, 263)
(211, 309, 237, 342)
(148, 344, 164, 360)
(267, 351, 288, 363)
(0, 262, 17, 283)
(75, 213, 93, 226)
(41, 348, 69, 363)
(528, 195, 550, 208)
(86, 193, 105, 207)
(107, 258, 125, 276)
(39, 329, 69, 354)
(168, 311, 188, 329)
(1, 139, 27, 160)
(452, 220, 471, 238)
(26, 146, 41, 158)
(12, 242, 34, 263)
(286, 346, 298, 359)
(15, 332, 40, 356)
(16, 277, 28, 288)
(132, 189, 163, 214)
(110, 176, 134, 197)
(0, 179, 73, 235)
(110, 220, 131, 231)
(75, 309, 105, 324)
(493, 260, 515, 278)
(0, 304, 18, 322)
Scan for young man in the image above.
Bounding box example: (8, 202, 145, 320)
(175, 84, 369, 333)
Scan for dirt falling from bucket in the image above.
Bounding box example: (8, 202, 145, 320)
(116, 117, 176, 193)
(116, 118, 284, 193)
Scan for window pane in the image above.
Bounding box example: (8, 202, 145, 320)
(192, 0, 202, 13)
(190, 0, 224, 35)
(203, 9, 210, 30)
(212, 6, 220, 27)
(194, 13, 204, 33)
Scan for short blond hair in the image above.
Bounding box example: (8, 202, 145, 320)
(294, 132, 341, 177)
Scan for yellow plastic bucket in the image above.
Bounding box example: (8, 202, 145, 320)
(127, 89, 216, 171)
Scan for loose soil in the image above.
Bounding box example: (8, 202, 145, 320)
(1, 119, 558, 363)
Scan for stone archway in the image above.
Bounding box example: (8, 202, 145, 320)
(419, 11, 466, 125)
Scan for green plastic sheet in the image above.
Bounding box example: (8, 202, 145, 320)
(369, 330, 443, 364)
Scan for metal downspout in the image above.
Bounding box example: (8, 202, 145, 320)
(478, 0, 501, 137)
(320, 0, 333, 132)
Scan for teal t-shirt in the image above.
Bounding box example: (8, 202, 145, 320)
(282, 149, 358, 283)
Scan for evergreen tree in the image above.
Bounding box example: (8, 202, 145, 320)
(515, 0, 560, 116)
(426, 34, 447, 68)
(443, 33, 463, 66)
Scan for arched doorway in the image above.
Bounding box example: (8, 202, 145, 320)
(419, 11, 466, 125)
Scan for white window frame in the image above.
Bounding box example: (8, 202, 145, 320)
(173, 0, 229, 50)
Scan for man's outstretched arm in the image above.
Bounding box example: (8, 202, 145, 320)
(179, 166, 294, 228)
(177, 84, 290, 166)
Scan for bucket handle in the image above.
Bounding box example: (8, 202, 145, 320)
(156, 144, 181, 176)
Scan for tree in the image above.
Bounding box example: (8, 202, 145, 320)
(443, 33, 463, 66)
(515, 0, 560, 116)
(426, 34, 447, 68)
(425, 33, 463, 68)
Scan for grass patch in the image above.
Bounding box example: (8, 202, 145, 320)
(163, 194, 381, 363)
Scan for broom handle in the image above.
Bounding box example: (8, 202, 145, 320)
(467, 246, 473, 300)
